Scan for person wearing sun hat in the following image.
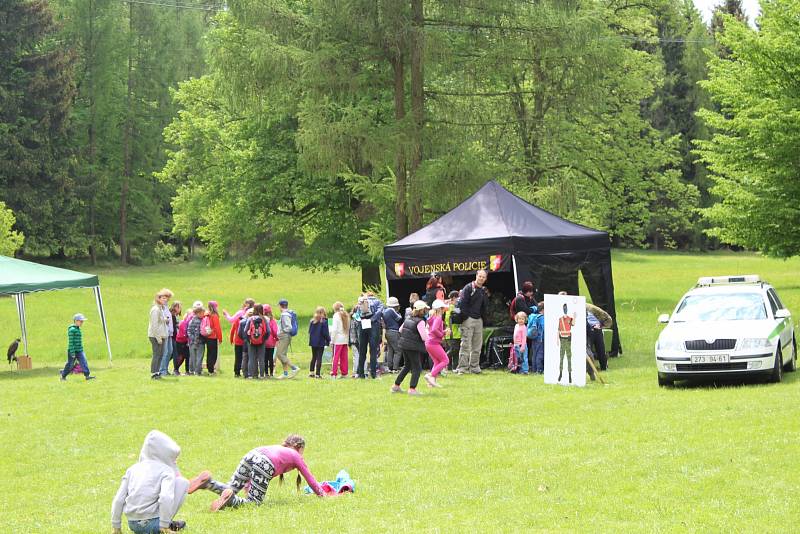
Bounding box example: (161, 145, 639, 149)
(60, 313, 96, 381)
(391, 299, 429, 396)
(423, 299, 450, 388)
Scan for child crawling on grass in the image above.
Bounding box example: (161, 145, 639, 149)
(111, 430, 188, 533)
(187, 434, 325, 510)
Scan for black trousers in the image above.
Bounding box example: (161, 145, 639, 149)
(175, 342, 190, 372)
(309, 346, 324, 375)
(358, 326, 381, 378)
(205, 338, 219, 373)
(446, 338, 461, 370)
(234, 345, 244, 377)
(587, 327, 607, 370)
(395, 349, 423, 389)
(265, 347, 275, 376)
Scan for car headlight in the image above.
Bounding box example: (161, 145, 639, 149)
(739, 338, 772, 350)
(657, 338, 684, 351)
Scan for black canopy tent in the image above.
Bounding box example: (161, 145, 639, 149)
(383, 180, 621, 355)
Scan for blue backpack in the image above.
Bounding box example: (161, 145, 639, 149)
(527, 313, 542, 340)
(288, 310, 298, 337)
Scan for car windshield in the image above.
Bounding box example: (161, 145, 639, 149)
(673, 292, 767, 322)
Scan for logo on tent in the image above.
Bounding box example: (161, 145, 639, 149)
(394, 263, 406, 277)
(489, 255, 502, 271)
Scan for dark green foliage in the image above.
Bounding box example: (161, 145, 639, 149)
(0, 0, 81, 254)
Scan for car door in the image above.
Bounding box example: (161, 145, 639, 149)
(767, 289, 791, 361)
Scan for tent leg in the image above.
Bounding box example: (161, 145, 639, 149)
(511, 254, 520, 294)
(94, 286, 113, 366)
(14, 293, 29, 356)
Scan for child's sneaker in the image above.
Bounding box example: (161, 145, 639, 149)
(289, 366, 299, 378)
(407, 388, 422, 396)
(85, 375, 96, 380)
(424, 373, 436, 388)
(188, 470, 211, 494)
(390, 385, 403, 394)
(210, 488, 234, 511)
(308, 373, 315, 378)
(277, 373, 287, 380)
(169, 520, 187, 531)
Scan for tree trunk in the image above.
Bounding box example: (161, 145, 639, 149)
(392, 51, 408, 238)
(361, 261, 382, 293)
(408, 0, 424, 232)
(120, 2, 133, 264)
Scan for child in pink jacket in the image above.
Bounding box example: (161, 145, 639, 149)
(188, 435, 324, 510)
(423, 299, 451, 388)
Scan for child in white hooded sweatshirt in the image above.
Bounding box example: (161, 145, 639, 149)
(111, 430, 188, 534)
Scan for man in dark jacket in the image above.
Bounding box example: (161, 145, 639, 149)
(455, 269, 488, 375)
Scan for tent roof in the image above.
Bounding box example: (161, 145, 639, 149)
(0, 255, 99, 295)
(385, 180, 608, 253)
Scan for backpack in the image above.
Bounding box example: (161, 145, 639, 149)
(527, 313, 542, 340)
(200, 315, 213, 337)
(509, 292, 524, 320)
(288, 310, 298, 337)
(451, 284, 474, 325)
(237, 316, 250, 342)
(248, 317, 266, 345)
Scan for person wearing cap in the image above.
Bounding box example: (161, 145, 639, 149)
(275, 299, 300, 379)
(444, 291, 462, 370)
(423, 299, 450, 388)
(148, 288, 173, 380)
(60, 313, 96, 381)
(187, 303, 206, 375)
(391, 299, 429, 395)
(382, 297, 403, 372)
(356, 292, 385, 379)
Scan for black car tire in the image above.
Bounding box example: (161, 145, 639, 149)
(658, 375, 673, 388)
(783, 335, 797, 372)
(769, 347, 783, 383)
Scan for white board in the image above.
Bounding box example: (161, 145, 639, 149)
(544, 294, 586, 387)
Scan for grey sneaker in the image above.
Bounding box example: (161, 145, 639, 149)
(289, 366, 299, 379)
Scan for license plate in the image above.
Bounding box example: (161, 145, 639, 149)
(691, 354, 730, 364)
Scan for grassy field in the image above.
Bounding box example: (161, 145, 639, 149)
(1, 251, 799, 532)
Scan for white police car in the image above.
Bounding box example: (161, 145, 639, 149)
(656, 275, 796, 387)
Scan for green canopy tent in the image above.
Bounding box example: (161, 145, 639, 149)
(0, 255, 112, 363)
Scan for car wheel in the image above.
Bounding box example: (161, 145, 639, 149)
(784, 335, 797, 372)
(769, 347, 783, 383)
(658, 375, 673, 388)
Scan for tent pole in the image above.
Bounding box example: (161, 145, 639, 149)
(15, 293, 29, 356)
(94, 286, 113, 365)
(511, 254, 520, 294)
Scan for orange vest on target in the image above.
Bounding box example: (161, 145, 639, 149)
(558, 316, 573, 338)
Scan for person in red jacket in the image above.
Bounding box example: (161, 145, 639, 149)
(230, 307, 248, 378)
(203, 301, 224, 375)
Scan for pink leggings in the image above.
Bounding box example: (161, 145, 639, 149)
(426, 342, 449, 378)
(332, 344, 349, 376)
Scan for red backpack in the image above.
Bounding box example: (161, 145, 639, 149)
(248, 317, 266, 345)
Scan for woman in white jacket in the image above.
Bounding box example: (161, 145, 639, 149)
(148, 289, 172, 380)
(111, 430, 188, 533)
(329, 301, 350, 377)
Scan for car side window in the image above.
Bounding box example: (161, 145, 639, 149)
(768, 288, 784, 310)
(766, 291, 779, 315)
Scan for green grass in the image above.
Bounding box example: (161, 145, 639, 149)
(1, 251, 800, 533)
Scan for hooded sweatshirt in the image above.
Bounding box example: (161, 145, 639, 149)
(111, 430, 182, 530)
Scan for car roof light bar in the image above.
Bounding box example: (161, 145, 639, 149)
(696, 274, 761, 286)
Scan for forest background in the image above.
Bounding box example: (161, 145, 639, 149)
(2, 0, 797, 287)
